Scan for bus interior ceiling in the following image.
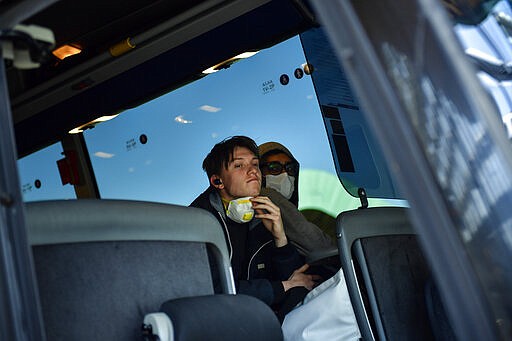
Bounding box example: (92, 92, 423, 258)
(5, 0, 316, 157)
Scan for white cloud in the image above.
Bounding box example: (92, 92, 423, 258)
(94, 151, 114, 159)
(211, 132, 218, 139)
(306, 94, 314, 100)
(128, 167, 135, 173)
(199, 105, 221, 113)
(174, 115, 192, 124)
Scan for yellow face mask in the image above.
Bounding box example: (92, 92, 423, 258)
(226, 197, 254, 223)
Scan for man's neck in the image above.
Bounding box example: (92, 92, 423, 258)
(220, 196, 231, 210)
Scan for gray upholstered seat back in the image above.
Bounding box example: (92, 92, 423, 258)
(26, 199, 233, 341)
(158, 294, 283, 341)
(337, 206, 435, 341)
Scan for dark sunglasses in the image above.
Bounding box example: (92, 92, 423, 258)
(260, 161, 299, 176)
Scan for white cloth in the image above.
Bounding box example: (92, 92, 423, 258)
(282, 269, 361, 341)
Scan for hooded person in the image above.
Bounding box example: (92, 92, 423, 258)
(259, 142, 300, 205)
(258, 142, 335, 256)
(257, 143, 362, 340)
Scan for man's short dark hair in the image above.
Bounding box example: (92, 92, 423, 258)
(203, 136, 259, 178)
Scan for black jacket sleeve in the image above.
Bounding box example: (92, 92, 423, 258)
(271, 243, 304, 280)
(237, 279, 285, 305)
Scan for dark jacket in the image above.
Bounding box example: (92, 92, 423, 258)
(190, 187, 303, 305)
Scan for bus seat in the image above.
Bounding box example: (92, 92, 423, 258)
(25, 199, 234, 341)
(143, 294, 283, 341)
(336, 207, 435, 340)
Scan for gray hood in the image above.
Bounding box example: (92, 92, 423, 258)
(258, 141, 300, 207)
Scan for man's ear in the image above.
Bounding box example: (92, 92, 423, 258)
(210, 175, 223, 188)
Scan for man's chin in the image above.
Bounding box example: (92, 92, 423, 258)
(246, 186, 261, 197)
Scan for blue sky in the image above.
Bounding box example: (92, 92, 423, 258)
(18, 36, 343, 207)
(85, 36, 337, 205)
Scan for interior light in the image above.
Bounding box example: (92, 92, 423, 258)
(202, 51, 259, 74)
(68, 114, 119, 134)
(52, 44, 82, 60)
(93, 114, 119, 122)
(233, 51, 259, 59)
(68, 127, 85, 134)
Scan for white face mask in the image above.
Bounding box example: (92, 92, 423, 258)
(265, 173, 295, 199)
(226, 197, 254, 223)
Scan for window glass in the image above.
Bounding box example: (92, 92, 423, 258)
(84, 35, 399, 217)
(300, 27, 403, 199)
(341, 0, 512, 336)
(454, 0, 512, 139)
(17, 143, 76, 202)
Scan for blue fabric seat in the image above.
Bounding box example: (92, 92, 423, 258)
(26, 199, 234, 341)
(337, 206, 439, 340)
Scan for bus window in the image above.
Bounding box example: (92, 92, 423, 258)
(454, 0, 512, 139)
(17, 142, 76, 202)
(82, 35, 398, 215)
(300, 27, 404, 199)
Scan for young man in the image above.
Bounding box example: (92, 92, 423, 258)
(190, 136, 316, 307)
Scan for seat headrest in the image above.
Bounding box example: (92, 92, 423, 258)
(145, 294, 283, 341)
